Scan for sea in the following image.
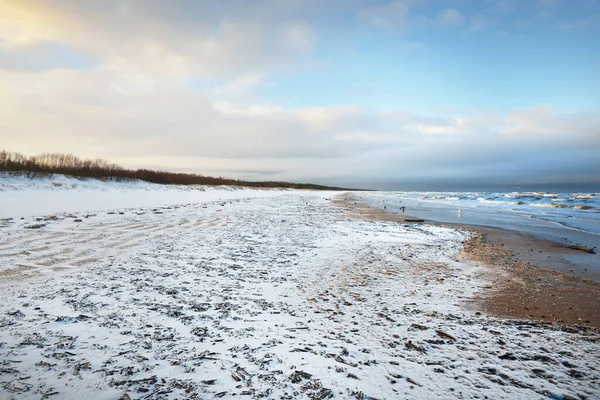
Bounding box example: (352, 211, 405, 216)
(359, 191, 600, 277)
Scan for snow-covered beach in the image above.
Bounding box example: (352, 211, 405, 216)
(354, 191, 600, 281)
(1, 177, 599, 399)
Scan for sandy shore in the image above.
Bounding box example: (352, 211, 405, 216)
(460, 228, 600, 328)
(331, 195, 424, 223)
(1, 187, 599, 399)
(337, 193, 600, 328)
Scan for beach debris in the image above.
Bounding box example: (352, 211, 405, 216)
(436, 330, 456, 341)
(24, 223, 46, 229)
(406, 377, 421, 387)
(190, 326, 209, 340)
(405, 341, 426, 353)
(6, 310, 25, 318)
(290, 370, 312, 383)
(498, 352, 518, 360)
(377, 312, 395, 322)
(231, 366, 251, 384)
(287, 326, 310, 331)
(566, 245, 596, 254)
(41, 389, 60, 397)
(313, 388, 333, 399)
(114, 375, 158, 387)
(194, 350, 219, 361)
(347, 372, 360, 380)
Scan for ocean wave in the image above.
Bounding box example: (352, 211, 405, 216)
(574, 205, 597, 210)
(385, 191, 600, 212)
(575, 194, 599, 199)
(476, 198, 520, 205)
(531, 215, 600, 236)
(527, 202, 598, 211)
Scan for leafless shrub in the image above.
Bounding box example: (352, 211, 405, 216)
(0, 150, 347, 190)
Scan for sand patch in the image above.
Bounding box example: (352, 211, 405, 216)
(461, 231, 600, 328)
(333, 193, 600, 329)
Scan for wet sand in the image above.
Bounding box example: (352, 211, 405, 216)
(331, 196, 424, 223)
(334, 194, 600, 328)
(456, 225, 599, 280)
(460, 230, 600, 328)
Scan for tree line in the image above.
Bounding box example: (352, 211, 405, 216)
(0, 150, 349, 190)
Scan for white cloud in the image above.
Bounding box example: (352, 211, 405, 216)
(1, 66, 598, 187)
(212, 74, 262, 97)
(0, 0, 319, 82)
(413, 119, 464, 135)
(499, 106, 600, 145)
(0, 0, 598, 188)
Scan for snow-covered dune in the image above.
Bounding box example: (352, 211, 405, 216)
(0, 173, 295, 219)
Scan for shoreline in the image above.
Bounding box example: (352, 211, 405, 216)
(459, 230, 600, 328)
(335, 193, 600, 328)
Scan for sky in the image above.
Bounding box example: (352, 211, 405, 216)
(1, 0, 599, 190)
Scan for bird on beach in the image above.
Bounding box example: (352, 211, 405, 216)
(458, 209, 462, 217)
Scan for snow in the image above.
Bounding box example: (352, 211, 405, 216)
(1, 176, 599, 399)
(0, 173, 290, 220)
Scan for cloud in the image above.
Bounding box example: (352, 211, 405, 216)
(212, 74, 262, 97)
(499, 106, 600, 146)
(1, 66, 598, 188)
(438, 9, 465, 26)
(357, 0, 412, 29)
(0, 40, 98, 72)
(0, 0, 598, 189)
(0, 0, 320, 81)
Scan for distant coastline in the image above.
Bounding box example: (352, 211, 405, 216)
(0, 150, 355, 191)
